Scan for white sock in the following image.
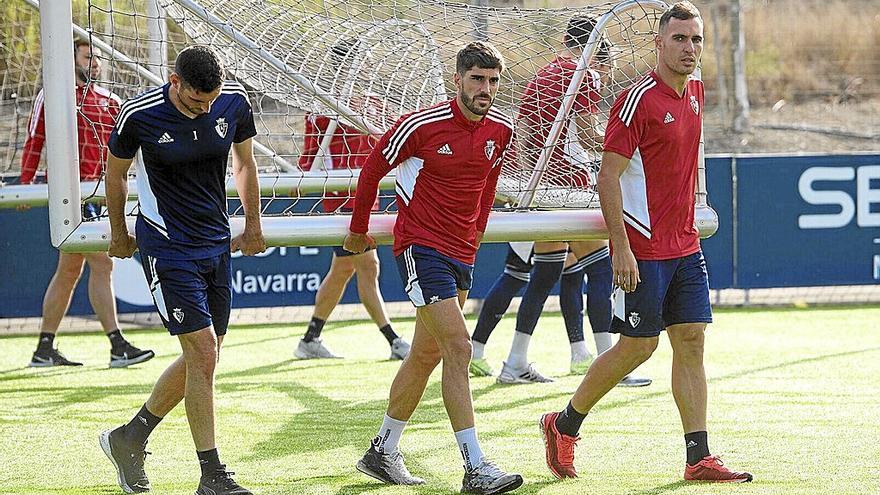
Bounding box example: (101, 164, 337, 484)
(454, 427, 485, 471)
(594, 332, 614, 355)
(505, 331, 531, 369)
(374, 414, 407, 454)
(471, 340, 485, 360)
(570, 340, 591, 361)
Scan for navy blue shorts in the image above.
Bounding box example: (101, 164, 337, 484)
(395, 244, 473, 307)
(611, 251, 712, 337)
(82, 202, 102, 220)
(333, 245, 375, 258)
(141, 252, 232, 336)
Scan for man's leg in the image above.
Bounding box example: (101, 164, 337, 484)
(296, 253, 354, 359)
(29, 252, 85, 366)
(352, 250, 407, 358)
(499, 241, 567, 383)
(84, 253, 155, 367)
(668, 323, 752, 482)
(539, 335, 657, 478)
(178, 327, 220, 451)
(356, 304, 439, 486)
(417, 293, 475, 431)
(667, 323, 708, 439)
(559, 252, 589, 373)
(83, 252, 121, 333)
(470, 244, 530, 376)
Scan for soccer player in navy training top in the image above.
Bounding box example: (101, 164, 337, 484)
(98, 46, 266, 495)
(539, 2, 752, 483)
(345, 42, 523, 494)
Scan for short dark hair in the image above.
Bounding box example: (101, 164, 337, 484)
(565, 16, 611, 63)
(74, 39, 91, 54)
(174, 45, 224, 93)
(659, 1, 702, 33)
(455, 41, 504, 75)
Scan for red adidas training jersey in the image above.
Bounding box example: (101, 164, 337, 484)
(518, 56, 601, 186)
(20, 84, 121, 184)
(350, 99, 514, 265)
(298, 113, 375, 212)
(603, 71, 703, 260)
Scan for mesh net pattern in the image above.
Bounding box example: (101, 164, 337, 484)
(1, 0, 664, 215)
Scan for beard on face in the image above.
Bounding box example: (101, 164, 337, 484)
(75, 65, 91, 84)
(461, 91, 493, 116)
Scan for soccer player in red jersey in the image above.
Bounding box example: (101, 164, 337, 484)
(21, 39, 154, 369)
(492, 17, 649, 387)
(293, 42, 411, 361)
(345, 42, 523, 494)
(540, 2, 752, 482)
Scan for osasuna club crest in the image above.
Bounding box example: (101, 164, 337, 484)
(628, 311, 641, 328)
(172, 307, 185, 324)
(215, 117, 228, 138)
(689, 95, 700, 115)
(484, 140, 496, 160)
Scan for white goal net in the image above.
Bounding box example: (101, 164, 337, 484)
(1, 0, 717, 248)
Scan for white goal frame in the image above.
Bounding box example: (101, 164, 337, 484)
(35, 0, 717, 252)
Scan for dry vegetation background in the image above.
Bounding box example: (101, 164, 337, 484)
(1, 0, 877, 174)
(500, 0, 880, 152)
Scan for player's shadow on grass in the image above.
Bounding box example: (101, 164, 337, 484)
(0, 365, 113, 383)
(587, 345, 880, 414)
(0, 382, 154, 413)
(628, 480, 689, 494)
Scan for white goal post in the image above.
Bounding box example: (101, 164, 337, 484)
(26, 0, 716, 251)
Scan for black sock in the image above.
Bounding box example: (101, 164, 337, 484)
(37, 332, 55, 351)
(554, 401, 587, 437)
(107, 329, 128, 351)
(303, 317, 326, 342)
(122, 404, 163, 445)
(197, 448, 223, 476)
(685, 431, 710, 465)
(378, 324, 399, 345)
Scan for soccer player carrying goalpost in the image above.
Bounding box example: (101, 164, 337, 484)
(539, 2, 752, 482)
(100, 46, 266, 495)
(344, 41, 523, 494)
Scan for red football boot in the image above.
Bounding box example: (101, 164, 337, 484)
(539, 412, 579, 479)
(685, 455, 753, 483)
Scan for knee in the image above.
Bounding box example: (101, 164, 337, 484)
(410, 346, 442, 370)
(87, 255, 114, 277)
(673, 330, 705, 359)
(183, 333, 219, 378)
(357, 257, 380, 280)
(441, 336, 473, 363)
(620, 336, 659, 362)
(57, 261, 85, 284)
(328, 262, 356, 281)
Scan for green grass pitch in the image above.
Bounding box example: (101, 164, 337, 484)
(1, 305, 878, 494)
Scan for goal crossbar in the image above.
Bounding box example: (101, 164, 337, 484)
(60, 205, 719, 252)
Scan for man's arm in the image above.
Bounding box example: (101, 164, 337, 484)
(19, 95, 46, 185)
(598, 151, 639, 292)
(231, 137, 266, 256)
(343, 149, 390, 253)
(575, 111, 603, 153)
(106, 151, 138, 258)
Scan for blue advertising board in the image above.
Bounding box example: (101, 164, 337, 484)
(734, 154, 879, 288)
(701, 156, 734, 289)
(1, 153, 877, 318)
